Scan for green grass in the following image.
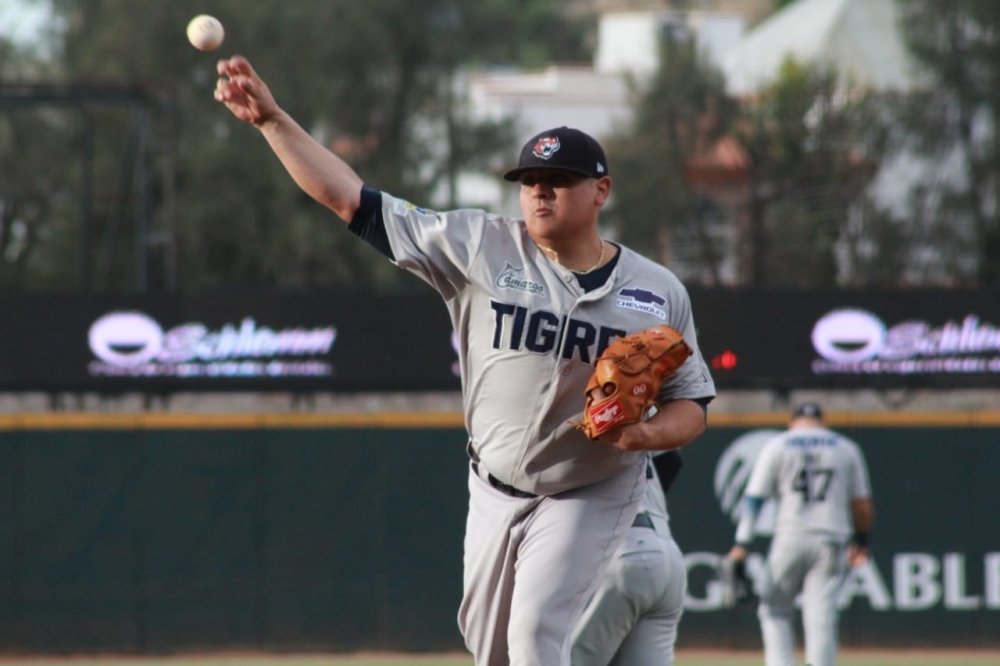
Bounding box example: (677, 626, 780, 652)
(675, 653, 999, 666)
(5, 650, 998, 666)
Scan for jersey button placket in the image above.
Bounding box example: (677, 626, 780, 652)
(513, 351, 564, 479)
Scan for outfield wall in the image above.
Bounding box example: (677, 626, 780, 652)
(0, 412, 997, 654)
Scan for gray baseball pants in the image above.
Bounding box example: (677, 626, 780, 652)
(758, 534, 848, 666)
(459, 461, 645, 666)
(570, 513, 686, 666)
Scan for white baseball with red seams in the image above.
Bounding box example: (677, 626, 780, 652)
(186, 14, 224, 51)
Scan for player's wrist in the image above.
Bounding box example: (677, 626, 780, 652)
(733, 516, 756, 547)
(852, 531, 869, 548)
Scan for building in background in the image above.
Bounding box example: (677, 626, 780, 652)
(721, 0, 918, 97)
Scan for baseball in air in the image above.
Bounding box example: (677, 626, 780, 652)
(186, 14, 225, 51)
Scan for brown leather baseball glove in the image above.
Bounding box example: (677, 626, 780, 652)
(577, 325, 693, 440)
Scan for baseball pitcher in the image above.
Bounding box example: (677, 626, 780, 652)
(214, 56, 716, 666)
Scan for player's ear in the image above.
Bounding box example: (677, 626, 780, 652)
(594, 176, 612, 205)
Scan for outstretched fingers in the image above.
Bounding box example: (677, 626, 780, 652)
(213, 56, 273, 126)
(217, 55, 255, 79)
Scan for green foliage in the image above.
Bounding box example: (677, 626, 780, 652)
(3, 0, 591, 291)
(606, 1, 1000, 289)
(608, 42, 892, 288)
(0, 104, 77, 289)
(604, 32, 738, 285)
(7, 0, 998, 290)
(0, 13, 76, 289)
(734, 58, 893, 287)
(895, 0, 1000, 285)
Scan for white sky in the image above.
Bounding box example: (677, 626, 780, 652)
(0, 0, 51, 46)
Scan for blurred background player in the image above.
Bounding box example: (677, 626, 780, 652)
(571, 450, 687, 666)
(725, 402, 874, 666)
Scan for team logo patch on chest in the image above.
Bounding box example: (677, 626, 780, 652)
(616, 287, 667, 320)
(496, 263, 546, 296)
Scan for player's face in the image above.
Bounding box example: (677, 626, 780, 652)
(518, 169, 611, 240)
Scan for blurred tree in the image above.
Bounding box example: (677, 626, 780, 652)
(603, 28, 739, 285)
(896, 0, 1000, 286)
(5, 0, 590, 291)
(733, 60, 893, 287)
(0, 18, 79, 290)
(605, 40, 894, 288)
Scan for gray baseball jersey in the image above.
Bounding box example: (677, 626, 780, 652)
(745, 426, 872, 666)
(379, 193, 716, 496)
(745, 426, 871, 543)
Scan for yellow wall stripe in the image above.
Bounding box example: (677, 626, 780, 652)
(708, 411, 1000, 428)
(0, 411, 997, 430)
(0, 412, 467, 430)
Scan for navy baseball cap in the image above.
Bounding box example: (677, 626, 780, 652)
(792, 402, 824, 420)
(503, 126, 609, 182)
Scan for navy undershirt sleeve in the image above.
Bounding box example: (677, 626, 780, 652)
(348, 185, 394, 260)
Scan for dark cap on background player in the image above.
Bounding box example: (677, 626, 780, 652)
(503, 126, 609, 181)
(791, 402, 823, 420)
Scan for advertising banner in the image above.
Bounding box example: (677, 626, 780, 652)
(688, 288, 1000, 390)
(0, 288, 997, 391)
(0, 291, 460, 393)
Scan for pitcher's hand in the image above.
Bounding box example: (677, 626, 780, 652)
(215, 56, 279, 127)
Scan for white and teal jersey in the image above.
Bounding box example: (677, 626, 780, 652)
(379, 193, 716, 496)
(745, 426, 872, 543)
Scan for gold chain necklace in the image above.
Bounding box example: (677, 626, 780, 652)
(540, 239, 605, 273)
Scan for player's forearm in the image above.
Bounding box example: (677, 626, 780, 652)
(852, 497, 874, 534)
(257, 109, 364, 222)
(849, 498, 874, 566)
(733, 496, 763, 546)
(633, 399, 706, 451)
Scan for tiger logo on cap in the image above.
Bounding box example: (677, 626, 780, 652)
(532, 137, 561, 159)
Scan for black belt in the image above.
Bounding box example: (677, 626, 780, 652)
(471, 462, 537, 499)
(632, 511, 654, 529)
